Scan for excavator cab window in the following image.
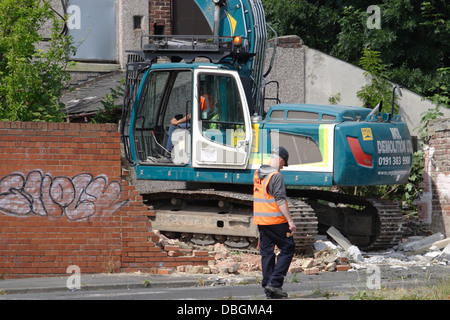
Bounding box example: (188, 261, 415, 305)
(134, 69, 193, 165)
(133, 68, 251, 168)
(192, 69, 251, 168)
(198, 73, 246, 147)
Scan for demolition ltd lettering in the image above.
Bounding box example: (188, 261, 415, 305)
(377, 128, 413, 155)
(177, 303, 273, 317)
(377, 139, 413, 154)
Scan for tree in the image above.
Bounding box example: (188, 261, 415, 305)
(356, 48, 395, 112)
(0, 0, 76, 122)
(262, 0, 449, 99)
(262, 0, 341, 54)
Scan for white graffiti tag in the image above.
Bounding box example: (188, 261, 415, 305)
(0, 170, 128, 221)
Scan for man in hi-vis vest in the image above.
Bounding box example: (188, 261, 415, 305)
(253, 147, 296, 299)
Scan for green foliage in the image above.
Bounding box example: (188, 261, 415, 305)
(331, 5, 367, 64)
(417, 105, 444, 141)
(262, 0, 449, 98)
(262, 0, 340, 53)
(356, 49, 396, 112)
(90, 79, 125, 124)
(426, 67, 450, 108)
(416, 67, 449, 141)
(328, 93, 341, 105)
(0, 0, 76, 122)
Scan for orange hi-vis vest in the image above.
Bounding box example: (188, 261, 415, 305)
(253, 171, 289, 225)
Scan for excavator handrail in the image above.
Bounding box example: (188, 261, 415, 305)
(140, 35, 250, 52)
(129, 34, 255, 64)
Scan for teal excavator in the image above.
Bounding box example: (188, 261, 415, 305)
(120, 0, 413, 252)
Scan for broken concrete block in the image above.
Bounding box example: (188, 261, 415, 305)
(228, 262, 239, 273)
(186, 265, 205, 274)
(314, 240, 337, 251)
(218, 266, 229, 274)
(193, 266, 204, 274)
(302, 258, 314, 269)
(202, 267, 211, 274)
(323, 253, 338, 265)
(403, 232, 444, 254)
(346, 245, 364, 263)
(424, 251, 441, 260)
(437, 243, 450, 261)
(432, 237, 450, 250)
(413, 255, 428, 263)
(325, 262, 336, 271)
(209, 266, 219, 274)
(327, 226, 352, 251)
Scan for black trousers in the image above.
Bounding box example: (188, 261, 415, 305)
(258, 222, 295, 289)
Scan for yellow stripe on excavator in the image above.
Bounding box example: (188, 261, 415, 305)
(226, 12, 237, 35)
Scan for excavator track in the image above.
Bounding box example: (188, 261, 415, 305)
(363, 199, 404, 251)
(295, 189, 404, 251)
(288, 199, 318, 253)
(145, 189, 317, 253)
(145, 188, 403, 253)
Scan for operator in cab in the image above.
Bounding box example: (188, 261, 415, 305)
(166, 88, 214, 154)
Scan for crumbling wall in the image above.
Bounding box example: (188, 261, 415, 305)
(417, 119, 450, 237)
(0, 122, 211, 279)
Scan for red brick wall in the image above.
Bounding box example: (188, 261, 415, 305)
(149, 0, 172, 35)
(0, 122, 211, 279)
(417, 119, 450, 237)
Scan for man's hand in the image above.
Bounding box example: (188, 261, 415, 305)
(288, 220, 296, 235)
(279, 202, 296, 235)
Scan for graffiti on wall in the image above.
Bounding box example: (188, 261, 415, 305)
(0, 170, 129, 221)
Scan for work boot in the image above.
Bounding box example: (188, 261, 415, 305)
(265, 286, 288, 298)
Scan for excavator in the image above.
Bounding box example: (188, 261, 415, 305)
(120, 0, 413, 252)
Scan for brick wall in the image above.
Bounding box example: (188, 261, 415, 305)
(149, 0, 172, 35)
(0, 122, 211, 279)
(417, 119, 450, 237)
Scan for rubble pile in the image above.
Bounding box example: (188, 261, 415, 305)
(351, 232, 450, 270)
(156, 229, 450, 276)
(309, 232, 450, 274)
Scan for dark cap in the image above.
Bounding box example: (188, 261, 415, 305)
(271, 147, 289, 167)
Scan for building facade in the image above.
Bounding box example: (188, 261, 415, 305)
(49, 0, 217, 69)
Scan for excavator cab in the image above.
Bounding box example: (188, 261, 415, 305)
(124, 64, 253, 177)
